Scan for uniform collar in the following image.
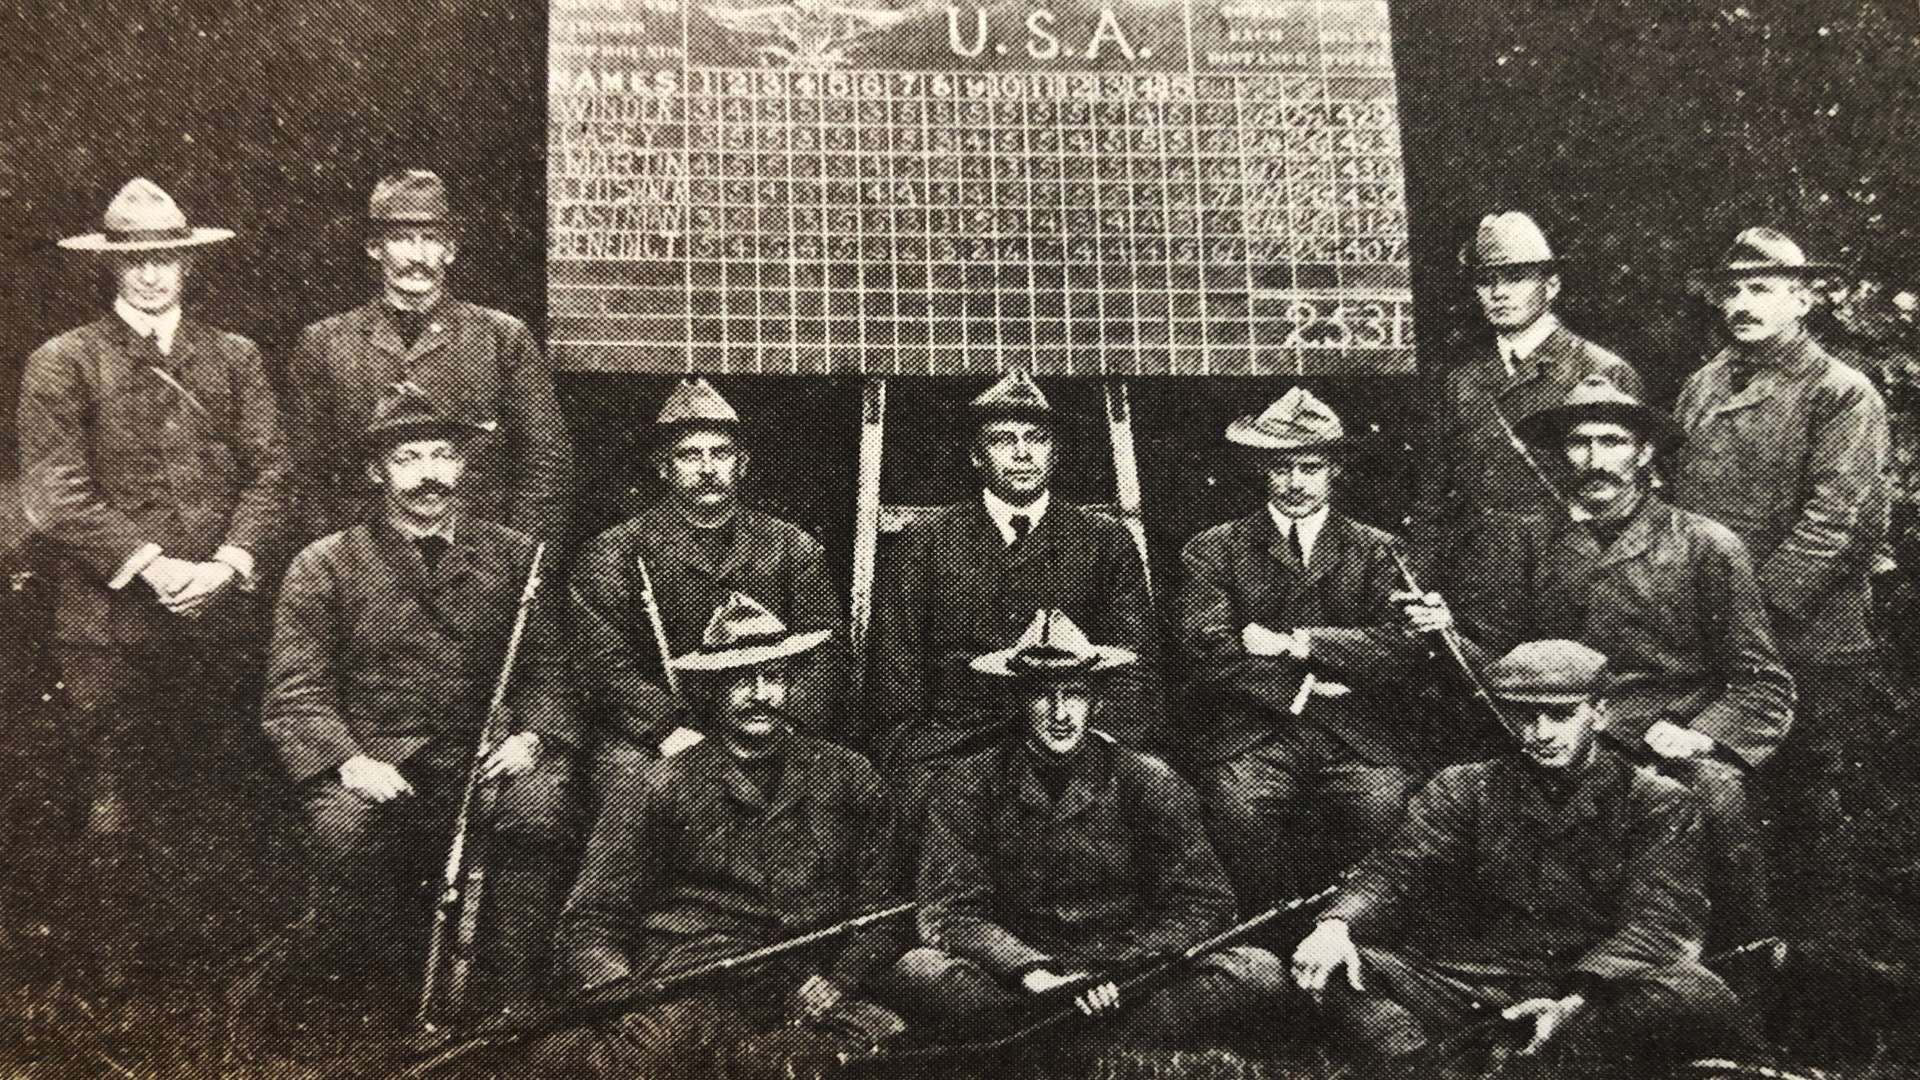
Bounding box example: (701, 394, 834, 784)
(114, 298, 183, 355)
(981, 487, 1051, 545)
(1496, 313, 1562, 376)
(1728, 323, 1815, 372)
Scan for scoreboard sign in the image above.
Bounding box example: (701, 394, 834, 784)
(550, 0, 1415, 375)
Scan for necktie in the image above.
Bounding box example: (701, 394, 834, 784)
(391, 308, 430, 349)
(1009, 514, 1032, 546)
(1288, 523, 1307, 567)
(416, 535, 451, 571)
(1728, 361, 1758, 395)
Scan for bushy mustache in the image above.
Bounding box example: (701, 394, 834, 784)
(397, 479, 454, 498)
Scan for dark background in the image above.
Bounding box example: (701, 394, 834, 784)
(2, 0, 1918, 591)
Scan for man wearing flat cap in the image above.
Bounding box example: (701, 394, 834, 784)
(15, 177, 288, 978)
(263, 385, 579, 1029)
(569, 378, 845, 793)
(286, 169, 574, 548)
(1403, 375, 1791, 948)
(891, 609, 1285, 1048)
(1671, 227, 1894, 943)
(1175, 388, 1440, 914)
(1408, 212, 1642, 606)
(547, 592, 904, 1079)
(871, 370, 1161, 833)
(1292, 640, 1768, 1080)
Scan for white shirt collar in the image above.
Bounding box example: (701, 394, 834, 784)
(1266, 502, 1330, 565)
(982, 487, 1051, 545)
(114, 298, 183, 356)
(1496, 312, 1561, 376)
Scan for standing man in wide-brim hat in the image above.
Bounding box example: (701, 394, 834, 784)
(263, 383, 579, 1034)
(870, 369, 1162, 855)
(569, 377, 846, 797)
(1404, 373, 1792, 950)
(284, 169, 574, 548)
(1670, 226, 1906, 958)
(1174, 388, 1441, 918)
(1407, 211, 1642, 609)
(16, 177, 289, 984)
(549, 591, 904, 1080)
(891, 608, 1284, 1048)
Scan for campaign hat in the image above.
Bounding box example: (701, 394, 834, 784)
(1226, 387, 1368, 453)
(671, 592, 832, 673)
(970, 609, 1137, 678)
(1458, 212, 1558, 271)
(361, 381, 491, 456)
(1687, 226, 1843, 286)
(655, 378, 742, 432)
(58, 178, 235, 253)
(970, 369, 1054, 423)
(1514, 374, 1683, 450)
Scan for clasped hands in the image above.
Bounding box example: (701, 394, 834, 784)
(139, 555, 238, 617)
(1022, 967, 1122, 1016)
(336, 731, 544, 803)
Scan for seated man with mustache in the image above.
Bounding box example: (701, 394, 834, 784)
(262, 385, 581, 1035)
(1402, 376, 1792, 949)
(545, 592, 904, 1079)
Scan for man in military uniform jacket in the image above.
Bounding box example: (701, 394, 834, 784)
(1292, 641, 1767, 1079)
(16, 178, 287, 976)
(548, 593, 903, 1079)
(570, 378, 845, 792)
(284, 170, 574, 546)
(871, 371, 1161, 825)
(1410, 375, 1792, 947)
(263, 387, 578, 1024)
(1408, 213, 1641, 607)
(1671, 227, 1896, 942)
(891, 611, 1284, 1047)
(1176, 388, 1436, 912)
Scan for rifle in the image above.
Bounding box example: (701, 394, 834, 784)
(833, 881, 1343, 1072)
(389, 901, 916, 1080)
(1387, 541, 1513, 731)
(1491, 405, 1580, 523)
(418, 542, 547, 1025)
(632, 549, 683, 699)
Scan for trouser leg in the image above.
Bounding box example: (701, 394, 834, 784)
(1321, 948, 1536, 1068)
(885, 946, 1022, 1031)
(1316, 762, 1417, 877)
(1119, 945, 1288, 1046)
(1519, 960, 1767, 1080)
(1644, 755, 1773, 951)
(487, 753, 583, 999)
(1201, 746, 1310, 915)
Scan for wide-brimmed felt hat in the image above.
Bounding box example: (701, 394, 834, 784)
(361, 382, 491, 455)
(1226, 387, 1370, 453)
(1483, 639, 1609, 706)
(58, 178, 235, 253)
(672, 592, 831, 673)
(1514, 374, 1684, 450)
(1687, 227, 1844, 286)
(970, 369, 1054, 423)
(971, 609, 1137, 678)
(656, 377, 741, 434)
(1458, 212, 1559, 272)
(368, 170, 454, 226)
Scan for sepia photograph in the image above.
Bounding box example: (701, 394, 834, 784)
(1, 0, 1918, 1076)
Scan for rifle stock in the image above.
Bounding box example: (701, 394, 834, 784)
(390, 901, 915, 1080)
(418, 542, 547, 1025)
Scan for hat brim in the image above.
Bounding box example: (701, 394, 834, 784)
(1686, 262, 1846, 285)
(361, 419, 493, 454)
(970, 645, 1137, 678)
(1491, 687, 1596, 706)
(672, 629, 831, 673)
(1225, 418, 1375, 454)
(1459, 253, 1563, 272)
(59, 227, 235, 253)
(1513, 401, 1684, 449)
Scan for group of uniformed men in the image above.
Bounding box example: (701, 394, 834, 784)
(10, 174, 1909, 1078)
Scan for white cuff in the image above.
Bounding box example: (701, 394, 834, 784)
(213, 545, 257, 589)
(109, 544, 164, 590)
